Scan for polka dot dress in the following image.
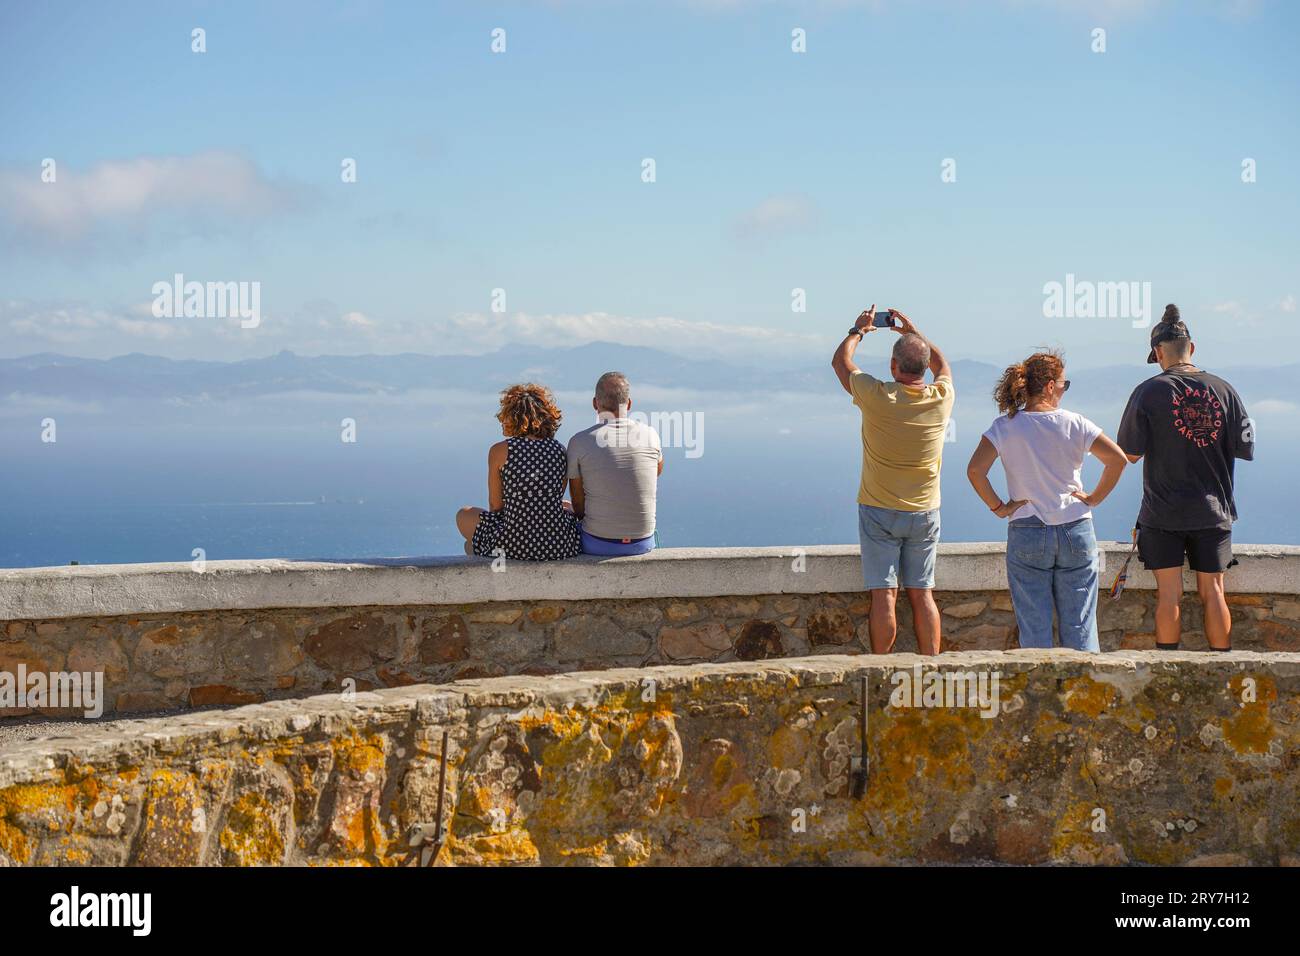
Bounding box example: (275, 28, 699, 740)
(471, 437, 582, 561)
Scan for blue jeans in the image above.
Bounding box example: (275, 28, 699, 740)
(1006, 515, 1100, 651)
(858, 504, 940, 589)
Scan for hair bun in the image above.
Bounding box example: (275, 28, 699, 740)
(1161, 303, 1180, 323)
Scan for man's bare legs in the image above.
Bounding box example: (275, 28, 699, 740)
(868, 588, 898, 654)
(1154, 567, 1231, 649)
(1152, 567, 1183, 647)
(907, 587, 942, 656)
(868, 587, 941, 655)
(1197, 571, 1231, 650)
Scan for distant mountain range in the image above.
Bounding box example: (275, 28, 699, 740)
(1, 345, 1290, 408)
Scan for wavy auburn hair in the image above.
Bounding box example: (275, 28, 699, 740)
(994, 350, 1065, 418)
(496, 383, 563, 439)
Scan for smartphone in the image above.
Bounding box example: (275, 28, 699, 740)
(871, 309, 896, 328)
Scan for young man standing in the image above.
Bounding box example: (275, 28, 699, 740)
(1116, 305, 1254, 651)
(832, 306, 955, 655)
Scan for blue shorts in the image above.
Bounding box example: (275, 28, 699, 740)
(579, 526, 656, 556)
(857, 503, 940, 590)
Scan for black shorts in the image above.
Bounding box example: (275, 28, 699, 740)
(1137, 524, 1234, 574)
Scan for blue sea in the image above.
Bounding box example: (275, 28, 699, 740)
(1, 387, 1290, 569)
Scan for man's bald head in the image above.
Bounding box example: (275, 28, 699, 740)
(594, 371, 631, 413)
(892, 334, 930, 378)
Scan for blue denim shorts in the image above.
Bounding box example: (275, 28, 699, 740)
(579, 526, 656, 556)
(857, 504, 940, 590)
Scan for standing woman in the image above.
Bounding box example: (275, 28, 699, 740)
(455, 383, 582, 561)
(966, 352, 1127, 651)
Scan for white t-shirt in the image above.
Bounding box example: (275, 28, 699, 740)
(982, 409, 1102, 525)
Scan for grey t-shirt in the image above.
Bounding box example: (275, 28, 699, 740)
(567, 417, 661, 540)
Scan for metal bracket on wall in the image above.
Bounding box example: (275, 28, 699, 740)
(401, 729, 451, 867)
(850, 674, 869, 798)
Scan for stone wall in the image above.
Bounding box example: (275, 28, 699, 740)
(5, 589, 1300, 717)
(1, 651, 1297, 866)
(3, 545, 1299, 717)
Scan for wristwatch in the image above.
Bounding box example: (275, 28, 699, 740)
(848, 326, 866, 338)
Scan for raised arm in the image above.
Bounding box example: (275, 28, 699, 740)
(966, 437, 1028, 518)
(890, 309, 951, 381)
(1071, 432, 1127, 508)
(831, 305, 879, 394)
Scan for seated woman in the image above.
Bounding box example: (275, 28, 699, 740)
(966, 351, 1127, 651)
(455, 383, 582, 561)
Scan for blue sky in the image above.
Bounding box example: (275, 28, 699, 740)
(1, 0, 1296, 367)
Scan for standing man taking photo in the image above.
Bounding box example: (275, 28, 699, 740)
(832, 306, 955, 655)
(1116, 305, 1255, 651)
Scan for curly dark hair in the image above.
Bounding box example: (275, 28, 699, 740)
(496, 383, 562, 439)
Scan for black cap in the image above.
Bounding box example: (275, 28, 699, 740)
(1147, 304, 1191, 364)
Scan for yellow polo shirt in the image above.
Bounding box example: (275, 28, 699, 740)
(850, 370, 954, 512)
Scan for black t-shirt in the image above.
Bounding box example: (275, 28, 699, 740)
(1116, 368, 1253, 531)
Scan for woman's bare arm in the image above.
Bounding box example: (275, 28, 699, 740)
(967, 436, 1028, 518)
(487, 441, 507, 511)
(1072, 432, 1127, 508)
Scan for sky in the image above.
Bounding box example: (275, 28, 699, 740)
(0, 0, 1297, 369)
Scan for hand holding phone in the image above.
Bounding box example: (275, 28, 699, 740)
(872, 309, 896, 329)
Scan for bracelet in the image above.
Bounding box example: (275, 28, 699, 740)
(990, 501, 1003, 512)
(847, 327, 865, 338)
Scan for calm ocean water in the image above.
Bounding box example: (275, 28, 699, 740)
(2, 387, 1288, 568)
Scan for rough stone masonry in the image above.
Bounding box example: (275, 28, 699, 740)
(1, 650, 1297, 866)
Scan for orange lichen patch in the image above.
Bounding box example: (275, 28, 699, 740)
(218, 790, 285, 866)
(445, 827, 539, 865)
(0, 782, 69, 863)
(1221, 674, 1277, 755)
(1213, 777, 1234, 798)
(1062, 677, 1117, 718)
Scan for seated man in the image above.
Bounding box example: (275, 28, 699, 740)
(567, 371, 662, 556)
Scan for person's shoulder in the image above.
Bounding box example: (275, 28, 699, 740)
(1063, 408, 1101, 436)
(567, 422, 601, 445)
(1128, 372, 1169, 402)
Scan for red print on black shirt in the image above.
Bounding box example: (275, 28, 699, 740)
(1171, 386, 1222, 448)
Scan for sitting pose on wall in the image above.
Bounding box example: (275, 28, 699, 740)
(455, 383, 582, 562)
(566, 372, 663, 556)
(967, 351, 1127, 651)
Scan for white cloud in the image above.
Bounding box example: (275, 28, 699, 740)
(732, 194, 818, 241)
(1252, 399, 1299, 416)
(1279, 294, 1297, 313)
(0, 151, 310, 250)
(0, 299, 829, 364)
(426, 310, 827, 361)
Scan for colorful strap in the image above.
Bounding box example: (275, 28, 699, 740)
(1109, 526, 1139, 601)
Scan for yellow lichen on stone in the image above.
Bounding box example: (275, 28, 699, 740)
(1062, 676, 1117, 718)
(1221, 674, 1277, 755)
(218, 790, 285, 866)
